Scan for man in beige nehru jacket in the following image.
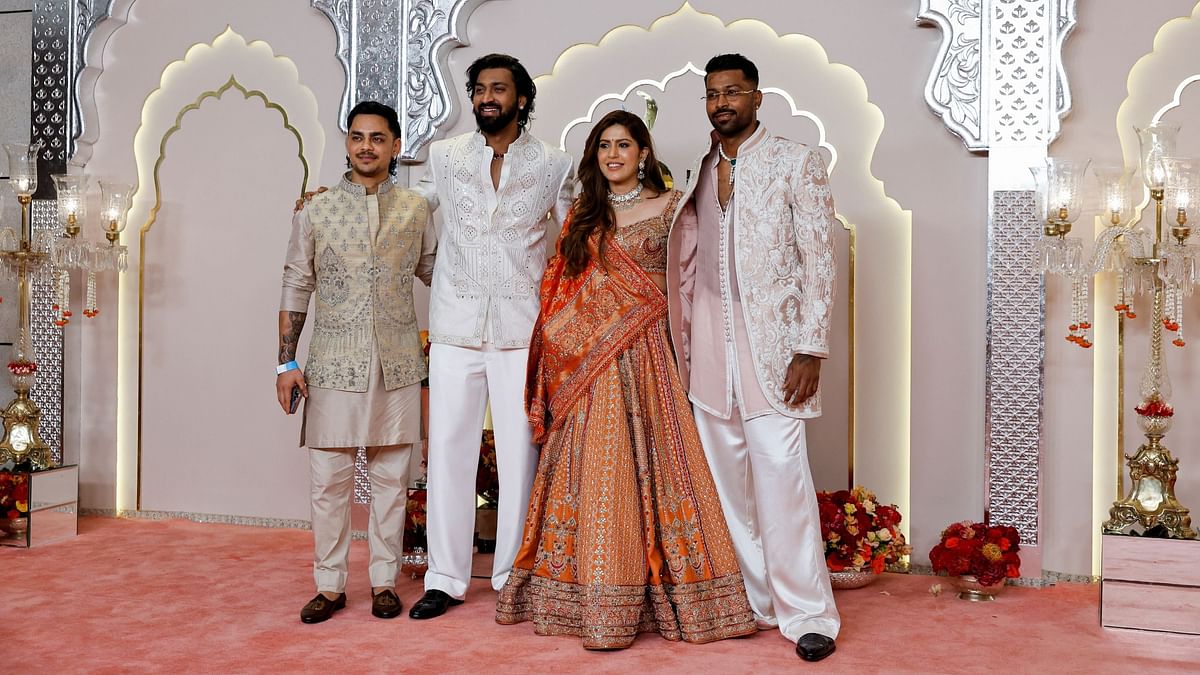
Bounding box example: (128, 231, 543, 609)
(276, 101, 435, 624)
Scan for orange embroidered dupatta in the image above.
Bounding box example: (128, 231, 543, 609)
(525, 215, 667, 443)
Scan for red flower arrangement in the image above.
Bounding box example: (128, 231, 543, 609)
(928, 520, 1021, 587)
(0, 472, 31, 521)
(403, 487, 427, 553)
(477, 429, 499, 508)
(7, 360, 36, 376)
(818, 486, 910, 574)
(1135, 397, 1173, 418)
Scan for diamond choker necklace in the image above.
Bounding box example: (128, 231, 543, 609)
(607, 182, 644, 211)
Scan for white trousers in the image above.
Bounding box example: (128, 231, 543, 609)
(423, 343, 538, 599)
(309, 444, 413, 593)
(693, 405, 841, 642)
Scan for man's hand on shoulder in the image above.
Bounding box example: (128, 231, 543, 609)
(782, 354, 821, 407)
(293, 186, 329, 213)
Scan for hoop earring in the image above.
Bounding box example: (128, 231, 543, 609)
(637, 159, 645, 181)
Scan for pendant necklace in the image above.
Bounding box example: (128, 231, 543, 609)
(607, 181, 644, 212)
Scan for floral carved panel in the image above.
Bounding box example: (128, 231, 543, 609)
(313, 0, 490, 161)
(917, 0, 1077, 152)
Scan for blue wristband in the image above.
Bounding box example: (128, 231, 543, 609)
(276, 360, 299, 375)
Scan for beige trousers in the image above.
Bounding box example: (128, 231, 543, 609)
(309, 444, 413, 593)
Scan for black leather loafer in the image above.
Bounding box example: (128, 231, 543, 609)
(795, 633, 836, 661)
(372, 588, 403, 619)
(300, 592, 346, 624)
(408, 589, 463, 619)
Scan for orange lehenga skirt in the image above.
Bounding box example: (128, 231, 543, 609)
(495, 231, 756, 650)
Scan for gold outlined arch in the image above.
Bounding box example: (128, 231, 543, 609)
(134, 77, 308, 508)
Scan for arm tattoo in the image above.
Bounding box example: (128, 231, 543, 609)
(279, 311, 307, 363)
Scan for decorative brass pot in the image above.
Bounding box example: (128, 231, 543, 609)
(953, 574, 1007, 601)
(829, 569, 877, 590)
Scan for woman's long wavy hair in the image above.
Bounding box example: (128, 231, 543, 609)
(561, 110, 667, 276)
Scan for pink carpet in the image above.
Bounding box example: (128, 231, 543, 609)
(3, 516, 1197, 673)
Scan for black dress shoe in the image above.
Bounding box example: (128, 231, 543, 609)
(408, 589, 463, 620)
(795, 633, 836, 662)
(372, 589, 403, 619)
(300, 592, 346, 624)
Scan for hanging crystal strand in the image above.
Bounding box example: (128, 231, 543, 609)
(1172, 283, 1186, 347)
(54, 269, 70, 327)
(1163, 281, 1178, 334)
(1075, 275, 1094, 345)
(1077, 275, 1092, 348)
(1123, 267, 1138, 319)
(83, 271, 98, 318)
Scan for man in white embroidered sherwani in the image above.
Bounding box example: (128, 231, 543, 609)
(409, 53, 573, 619)
(277, 101, 436, 624)
(667, 54, 841, 661)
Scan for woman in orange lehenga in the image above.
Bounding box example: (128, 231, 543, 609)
(496, 111, 756, 649)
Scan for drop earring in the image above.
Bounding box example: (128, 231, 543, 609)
(637, 159, 645, 181)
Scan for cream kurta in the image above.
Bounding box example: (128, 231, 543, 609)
(281, 191, 435, 448)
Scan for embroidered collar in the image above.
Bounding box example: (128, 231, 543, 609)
(708, 122, 767, 160)
(337, 172, 395, 197)
(472, 128, 530, 156)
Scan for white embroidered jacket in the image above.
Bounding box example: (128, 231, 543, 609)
(667, 127, 837, 418)
(419, 130, 573, 348)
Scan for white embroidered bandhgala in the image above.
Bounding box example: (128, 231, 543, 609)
(668, 125, 837, 419)
(419, 131, 573, 348)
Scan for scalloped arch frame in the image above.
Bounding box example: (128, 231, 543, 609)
(114, 27, 324, 510)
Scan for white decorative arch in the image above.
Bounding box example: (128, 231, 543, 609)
(1117, 2, 1200, 163)
(534, 2, 912, 517)
(114, 27, 324, 510)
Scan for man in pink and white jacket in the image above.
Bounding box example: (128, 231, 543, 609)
(667, 53, 840, 663)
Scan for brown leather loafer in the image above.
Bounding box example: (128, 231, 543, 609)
(408, 589, 463, 619)
(300, 592, 346, 624)
(795, 633, 836, 661)
(372, 588, 403, 619)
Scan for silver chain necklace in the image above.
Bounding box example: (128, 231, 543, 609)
(607, 181, 644, 211)
(717, 143, 738, 186)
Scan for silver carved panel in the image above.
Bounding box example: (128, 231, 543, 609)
(30, 200, 64, 465)
(313, 0, 488, 160)
(985, 191, 1043, 545)
(31, 0, 71, 194)
(918, 0, 1077, 151)
(917, 0, 984, 151)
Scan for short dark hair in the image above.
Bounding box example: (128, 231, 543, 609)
(346, 100, 400, 175)
(466, 53, 536, 129)
(347, 100, 401, 137)
(704, 53, 759, 88)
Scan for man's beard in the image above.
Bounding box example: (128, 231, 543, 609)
(710, 108, 751, 138)
(474, 102, 519, 133)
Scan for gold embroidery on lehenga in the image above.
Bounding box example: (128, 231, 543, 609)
(497, 191, 755, 649)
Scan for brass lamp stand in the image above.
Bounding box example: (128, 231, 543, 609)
(1102, 181, 1196, 538)
(0, 142, 129, 471)
(0, 143, 51, 469)
(1037, 124, 1197, 540)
